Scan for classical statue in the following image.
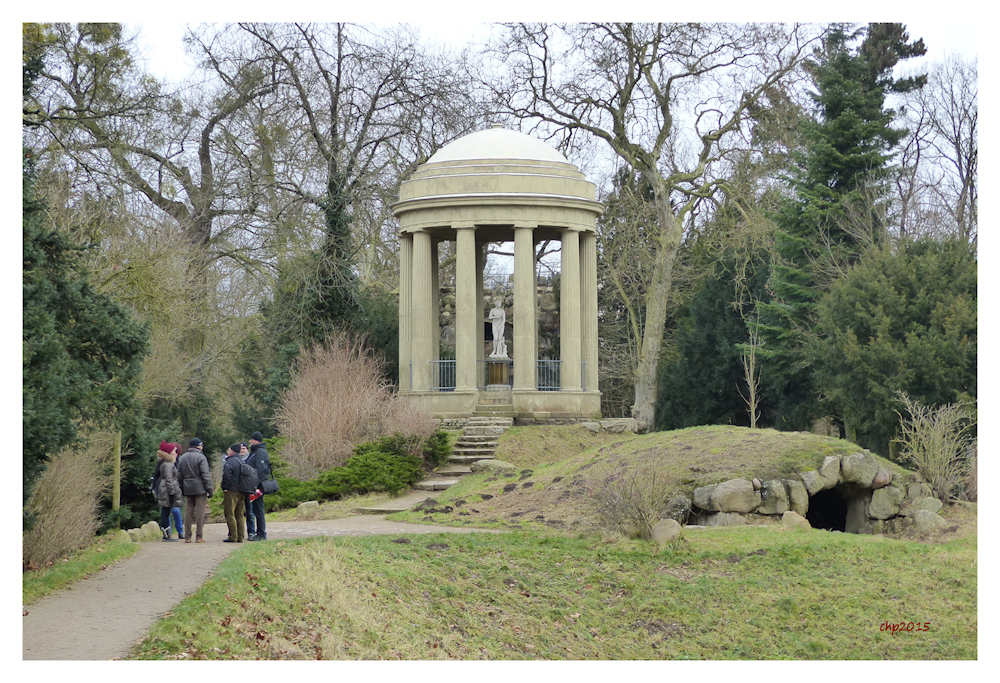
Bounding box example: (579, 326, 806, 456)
(488, 299, 507, 357)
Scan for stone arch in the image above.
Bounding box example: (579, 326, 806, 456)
(683, 450, 949, 535)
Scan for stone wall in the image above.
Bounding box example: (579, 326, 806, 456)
(674, 450, 948, 535)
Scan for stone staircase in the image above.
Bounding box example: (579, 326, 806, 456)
(356, 415, 512, 513)
(411, 415, 513, 491)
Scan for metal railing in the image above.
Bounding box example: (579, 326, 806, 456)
(421, 359, 587, 392)
(537, 360, 562, 391)
(429, 360, 456, 391)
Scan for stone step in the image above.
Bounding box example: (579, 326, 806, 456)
(453, 447, 497, 455)
(435, 464, 472, 477)
(463, 425, 507, 436)
(413, 478, 461, 491)
(467, 415, 513, 424)
(449, 454, 496, 464)
(454, 435, 500, 446)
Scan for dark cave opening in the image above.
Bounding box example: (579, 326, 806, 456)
(806, 488, 848, 532)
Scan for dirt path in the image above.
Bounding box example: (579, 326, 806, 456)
(22, 515, 500, 660)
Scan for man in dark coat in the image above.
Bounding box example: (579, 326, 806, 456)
(220, 444, 247, 543)
(245, 431, 271, 541)
(177, 437, 213, 543)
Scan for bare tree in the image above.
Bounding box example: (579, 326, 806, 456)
(487, 22, 820, 430)
(896, 54, 977, 242)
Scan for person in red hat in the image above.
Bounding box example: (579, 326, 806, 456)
(154, 442, 183, 541)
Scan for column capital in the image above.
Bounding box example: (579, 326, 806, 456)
(513, 222, 539, 229)
(452, 221, 477, 230)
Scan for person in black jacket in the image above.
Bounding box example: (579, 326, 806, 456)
(245, 432, 272, 541)
(220, 444, 247, 543)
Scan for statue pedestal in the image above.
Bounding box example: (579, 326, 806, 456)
(486, 359, 510, 388)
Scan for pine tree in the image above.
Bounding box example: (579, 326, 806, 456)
(758, 23, 926, 431)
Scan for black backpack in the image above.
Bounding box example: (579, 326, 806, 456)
(237, 459, 260, 494)
(150, 460, 163, 498)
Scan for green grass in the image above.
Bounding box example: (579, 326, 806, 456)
(22, 531, 140, 605)
(128, 519, 976, 660)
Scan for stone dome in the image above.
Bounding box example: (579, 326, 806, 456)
(426, 126, 569, 164)
(393, 126, 603, 237)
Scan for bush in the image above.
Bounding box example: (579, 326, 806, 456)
(579, 453, 673, 540)
(274, 334, 436, 477)
(263, 433, 434, 511)
(895, 393, 976, 503)
(23, 439, 108, 566)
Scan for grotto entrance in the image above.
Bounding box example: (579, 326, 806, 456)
(806, 488, 848, 532)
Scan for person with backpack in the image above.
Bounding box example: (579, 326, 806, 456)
(221, 444, 252, 543)
(245, 432, 272, 541)
(153, 442, 183, 542)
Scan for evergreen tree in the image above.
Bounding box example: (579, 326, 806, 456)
(23, 147, 149, 528)
(758, 23, 926, 431)
(814, 237, 976, 455)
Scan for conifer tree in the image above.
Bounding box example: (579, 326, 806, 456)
(758, 23, 926, 431)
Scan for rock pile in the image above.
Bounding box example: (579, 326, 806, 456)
(671, 450, 947, 535)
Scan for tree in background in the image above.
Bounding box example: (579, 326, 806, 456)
(758, 23, 927, 432)
(813, 237, 976, 456)
(490, 22, 819, 430)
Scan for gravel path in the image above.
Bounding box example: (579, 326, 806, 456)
(22, 515, 499, 660)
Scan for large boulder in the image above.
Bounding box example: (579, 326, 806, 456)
(870, 467, 892, 490)
(470, 459, 517, 474)
(900, 496, 944, 517)
(800, 470, 825, 495)
(703, 512, 746, 527)
(141, 520, 162, 541)
(786, 479, 809, 516)
(906, 483, 934, 499)
(759, 480, 789, 515)
(840, 452, 881, 487)
(663, 495, 692, 524)
(114, 529, 133, 544)
(912, 509, 948, 532)
(693, 484, 718, 511)
(868, 486, 905, 520)
(711, 479, 760, 513)
(599, 418, 638, 434)
(818, 456, 841, 489)
(782, 511, 812, 531)
(651, 519, 683, 544)
(581, 422, 602, 434)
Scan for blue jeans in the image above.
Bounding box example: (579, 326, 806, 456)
(170, 506, 184, 536)
(245, 494, 266, 537)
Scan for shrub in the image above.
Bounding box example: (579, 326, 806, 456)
(579, 453, 673, 540)
(895, 393, 976, 503)
(274, 334, 436, 477)
(23, 438, 108, 566)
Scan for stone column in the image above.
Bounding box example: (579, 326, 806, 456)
(430, 238, 440, 368)
(514, 225, 538, 390)
(398, 232, 413, 391)
(560, 228, 582, 391)
(455, 225, 477, 391)
(580, 231, 598, 394)
(411, 230, 433, 391)
(476, 240, 487, 383)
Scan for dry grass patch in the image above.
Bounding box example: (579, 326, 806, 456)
(494, 425, 636, 469)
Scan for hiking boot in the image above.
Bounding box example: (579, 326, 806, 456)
(196, 539, 206, 543)
(223, 538, 237, 543)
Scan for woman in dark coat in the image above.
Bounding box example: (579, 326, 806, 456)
(155, 442, 183, 541)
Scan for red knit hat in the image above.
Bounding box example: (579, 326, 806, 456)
(159, 441, 178, 454)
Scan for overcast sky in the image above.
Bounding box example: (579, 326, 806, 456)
(133, 16, 978, 84)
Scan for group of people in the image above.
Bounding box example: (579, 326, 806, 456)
(153, 431, 272, 543)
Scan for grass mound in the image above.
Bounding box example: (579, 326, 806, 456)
(391, 425, 912, 532)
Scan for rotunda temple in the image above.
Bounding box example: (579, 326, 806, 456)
(392, 125, 604, 421)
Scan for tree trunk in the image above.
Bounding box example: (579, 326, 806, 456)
(631, 186, 684, 431)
